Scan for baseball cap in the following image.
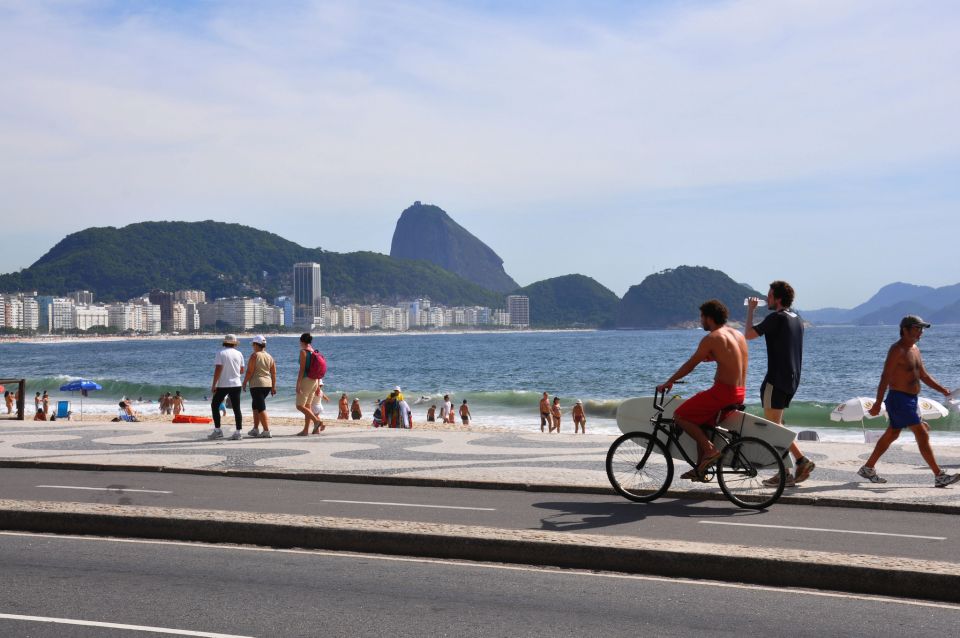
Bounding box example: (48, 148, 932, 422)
(251, 335, 267, 345)
(900, 315, 931, 330)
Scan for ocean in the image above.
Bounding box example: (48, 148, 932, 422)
(2, 326, 959, 443)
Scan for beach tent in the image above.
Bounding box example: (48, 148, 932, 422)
(59, 379, 103, 421)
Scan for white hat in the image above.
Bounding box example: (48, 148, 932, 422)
(251, 335, 266, 345)
(394, 385, 401, 392)
(575, 399, 582, 404)
(223, 334, 238, 345)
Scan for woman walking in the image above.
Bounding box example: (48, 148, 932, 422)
(243, 335, 277, 438)
(295, 333, 323, 436)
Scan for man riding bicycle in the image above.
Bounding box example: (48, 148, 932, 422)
(657, 300, 748, 479)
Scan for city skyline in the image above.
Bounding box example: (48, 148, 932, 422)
(1, 1, 958, 309)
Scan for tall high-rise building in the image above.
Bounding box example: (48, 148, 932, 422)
(506, 295, 530, 328)
(293, 262, 322, 328)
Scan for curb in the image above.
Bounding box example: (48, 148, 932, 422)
(1, 499, 958, 604)
(2, 459, 959, 515)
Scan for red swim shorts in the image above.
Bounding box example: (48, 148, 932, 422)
(673, 383, 746, 426)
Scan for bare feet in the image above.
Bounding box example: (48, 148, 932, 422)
(295, 430, 309, 436)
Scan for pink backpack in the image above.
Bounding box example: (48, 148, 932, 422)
(306, 348, 327, 379)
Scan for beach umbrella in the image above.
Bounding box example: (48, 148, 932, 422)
(831, 396, 887, 444)
(59, 379, 103, 421)
(918, 397, 949, 420)
(829, 397, 885, 422)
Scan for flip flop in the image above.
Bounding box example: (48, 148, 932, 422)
(696, 449, 723, 479)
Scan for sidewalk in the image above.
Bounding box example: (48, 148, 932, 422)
(2, 420, 959, 602)
(2, 420, 960, 511)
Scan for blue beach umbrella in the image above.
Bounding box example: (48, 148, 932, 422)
(59, 379, 103, 420)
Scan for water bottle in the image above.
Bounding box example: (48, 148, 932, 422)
(743, 297, 764, 306)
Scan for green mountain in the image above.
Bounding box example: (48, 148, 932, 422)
(0, 220, 504, 306)
(514, 274, 620, 328)
(617, 266, 762, 329)
(390, 202, 519, 293)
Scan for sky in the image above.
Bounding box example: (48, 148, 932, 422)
(0, 0, 958, 309)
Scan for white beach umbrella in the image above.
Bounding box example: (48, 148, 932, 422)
(829, 397, 885, 422)
(918, 396, 949, 420)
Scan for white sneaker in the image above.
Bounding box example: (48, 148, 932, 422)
(228, 430, 243, 440)
(246, 427, 260, 438)
(857, 465, 887, 484)
(259, 430, 272, 439)
(935, 471, 960, 488)
(207, 428, 224, 440)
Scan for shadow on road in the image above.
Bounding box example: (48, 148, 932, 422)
(531, 498, 762, 533)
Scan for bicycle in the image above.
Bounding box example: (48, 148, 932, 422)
(606, 386, 787, 509)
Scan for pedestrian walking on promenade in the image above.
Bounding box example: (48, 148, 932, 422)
(295, 333, 323, 436)
(243, 335, 276, 439)
(209, 334, 245, 440)
(745, 280, 815, 487)
(859, 316, 960, 488)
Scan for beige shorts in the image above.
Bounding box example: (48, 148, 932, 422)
(296, 378, 319, 407)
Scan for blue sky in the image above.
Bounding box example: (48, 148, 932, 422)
(1, 0, 958, 309)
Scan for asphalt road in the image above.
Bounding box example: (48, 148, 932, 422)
(1, 467, 956, 563)
(1, 531, 958, 637)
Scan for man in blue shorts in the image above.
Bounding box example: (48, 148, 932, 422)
(860, 315, 959, 487)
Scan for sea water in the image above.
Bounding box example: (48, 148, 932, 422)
(2, 326, 958, 443)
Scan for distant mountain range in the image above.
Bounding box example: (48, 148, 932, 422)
(1, 202, 956, 329)
(802, 282, 960, 325)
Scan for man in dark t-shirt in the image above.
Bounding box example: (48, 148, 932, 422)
(745, 280, 815, 486)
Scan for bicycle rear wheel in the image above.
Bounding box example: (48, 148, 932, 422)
(606, 432, 673, 502)
(716, 436, 785, 509)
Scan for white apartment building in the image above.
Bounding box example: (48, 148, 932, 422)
(493, 309, 511, 326)
(21, 298, 40, 331)
(219, 298, 256, 330)
(107, 303, 157, 333)
(171, 303, 188, 332)
(4, 298, 22, 329)
(51, 298, 76, 331)
(0, 295, 5, 327)
(74, 305, 109, 331)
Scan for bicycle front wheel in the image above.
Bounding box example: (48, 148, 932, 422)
(717, 436, 786, 509)
(606, 432, 673, 502)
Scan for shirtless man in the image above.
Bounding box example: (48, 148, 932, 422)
(860, 316, 959, 487)
(657, 300, 748, 479)
(539, 392, 551, 433)
(338, 393, 350, 420)
(172, 391, 185, 416)
(459, 399, 471, 425)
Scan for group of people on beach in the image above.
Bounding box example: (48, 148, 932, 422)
(539, 393, 587, 434)
(204, 332, 467, 439)
(425, 394, 471, 425)
(657, 280, 959, 489)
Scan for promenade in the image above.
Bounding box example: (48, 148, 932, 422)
(2, 419, 959, 603)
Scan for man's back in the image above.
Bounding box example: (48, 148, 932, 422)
(704, 326, 748, 387)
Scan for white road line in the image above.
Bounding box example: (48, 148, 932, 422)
(0, 612, 253, 637)
(2, 531, 958, 611)
(699, 521, 946, 540)
(318, 499, 495, 511)
(36, 485, 173, 494)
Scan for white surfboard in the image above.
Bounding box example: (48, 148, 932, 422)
(616, 397, 796, 469)
(718, 410, 796, 470)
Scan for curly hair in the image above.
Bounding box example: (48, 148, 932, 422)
(769, 280, 795, 308)
(699, 299, 729, 326)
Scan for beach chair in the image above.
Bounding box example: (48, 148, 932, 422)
(55, 400, 72, 420)
(117, 409, 138, 423)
